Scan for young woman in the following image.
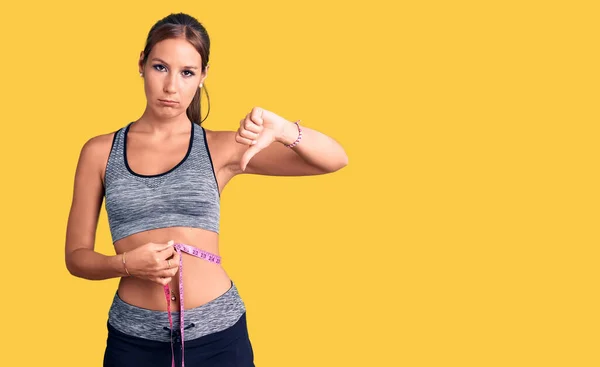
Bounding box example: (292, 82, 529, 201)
(64, 12, 348, 367)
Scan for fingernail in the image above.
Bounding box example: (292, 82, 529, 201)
(168, 240, 174, 246)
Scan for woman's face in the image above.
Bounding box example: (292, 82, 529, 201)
(139, 37, 207, 120)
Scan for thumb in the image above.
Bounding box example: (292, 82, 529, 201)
(241, 142, 267, 171)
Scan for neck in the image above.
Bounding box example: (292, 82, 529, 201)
(135, 106, 191, 135)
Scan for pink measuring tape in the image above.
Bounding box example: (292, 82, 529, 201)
(163, 242, 222, 367)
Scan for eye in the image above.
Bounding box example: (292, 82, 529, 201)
(152, 64, 167, 72)
(182, 70, 196, 77)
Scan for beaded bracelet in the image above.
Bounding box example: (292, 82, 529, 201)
(284, 120, 302, 148)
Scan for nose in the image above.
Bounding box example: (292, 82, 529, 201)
(163, 73, 177, 94)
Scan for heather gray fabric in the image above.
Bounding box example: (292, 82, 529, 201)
(104, 121, 220, 243)
(107, 280, 247, 342)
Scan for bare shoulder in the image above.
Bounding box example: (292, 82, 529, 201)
(82, 131, 116, 156)
(79, 131, 118, 186)
(65, 130, 117, 256)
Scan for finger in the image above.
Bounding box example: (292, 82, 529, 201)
(163, 253, 179, 270)
(157, 267, 178, 278)
(250, 107, 264, 126)
(155, 277, 172, 286)
(157, 246, 175, 260)
(157, 240, 175, 253)
(243, 118, 262, 134)
(241, 136, 271, 170)
(160, 277, 172, 286)
(153, 252, 173, 269)
(155, 240, 174, 251)
(171, 251, 181, 267)
(235, 133, 256, 146)
(241, 145, 261, 171)
(240, 129, 259, 141)
(238, 115, 251, 130)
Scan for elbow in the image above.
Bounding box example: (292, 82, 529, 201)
(325, 153, 348, 173)
(65, 255, 77, 277)
(65, 250, 82, 278)
(340, 153, 349, 169)
(336, 151, 349, 171)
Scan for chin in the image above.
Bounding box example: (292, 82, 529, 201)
(152, 107, 183, 119)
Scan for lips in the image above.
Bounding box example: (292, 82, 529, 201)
(159, 99, 179, 106)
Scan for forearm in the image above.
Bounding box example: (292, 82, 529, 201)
(280, 121, 348, 172)
(66, 248, 128, 281)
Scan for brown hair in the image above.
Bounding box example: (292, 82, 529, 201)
(140, 13, 211, 125)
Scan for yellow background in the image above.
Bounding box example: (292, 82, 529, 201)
(0, 0, 598, 366)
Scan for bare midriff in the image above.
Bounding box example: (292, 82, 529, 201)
(114, 226, 231, 311)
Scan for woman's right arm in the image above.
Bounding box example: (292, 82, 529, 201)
(65, 134, 180, 283)
(64, 134, 128, 280)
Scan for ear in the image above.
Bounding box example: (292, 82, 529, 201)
(199, 64, 209, 85)
(138, 51, 145, 74)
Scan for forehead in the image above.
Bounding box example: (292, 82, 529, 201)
(149, 37, 202, 66)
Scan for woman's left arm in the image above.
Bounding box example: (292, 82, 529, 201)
(230, 107, 349, 176)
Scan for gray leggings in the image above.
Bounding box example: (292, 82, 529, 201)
(107, 280, 246, 342)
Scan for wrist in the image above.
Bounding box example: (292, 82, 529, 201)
(279, 120, 302, 147)
(114, 252, 131, 277)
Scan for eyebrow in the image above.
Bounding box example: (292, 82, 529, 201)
(151, 58, 199, 69)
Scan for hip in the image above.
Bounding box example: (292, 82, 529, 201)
(108, 279, 246, 342)
(104, 308, 254, 367)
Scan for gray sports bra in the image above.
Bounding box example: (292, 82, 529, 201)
(103, 120, 220, 243)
